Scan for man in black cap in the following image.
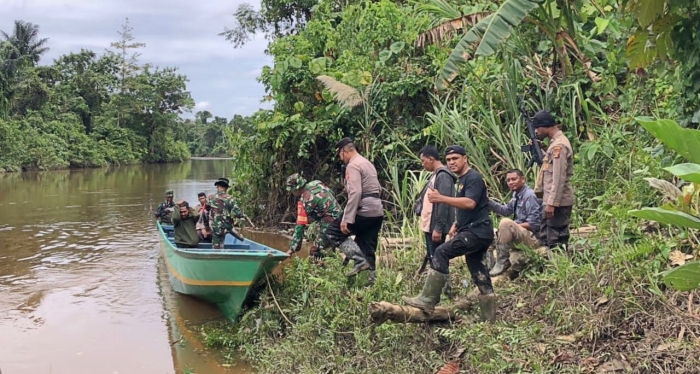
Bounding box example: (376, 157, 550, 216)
(325, 137, 384, 285)
(207, 177, 247, 248)
(402, 145, 496, 322)
(532, 110, 573, 249)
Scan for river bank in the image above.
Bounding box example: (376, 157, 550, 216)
(200, 226, 700, 374)
(0, 157, 235, 174)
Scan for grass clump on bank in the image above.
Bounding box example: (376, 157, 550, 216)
(201, 253, 450, 373)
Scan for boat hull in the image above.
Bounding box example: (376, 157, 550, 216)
(157, 222, 288, 322)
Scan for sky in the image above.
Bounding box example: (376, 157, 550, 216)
(0, 0, 274, 118)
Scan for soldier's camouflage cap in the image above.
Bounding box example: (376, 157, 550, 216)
(214, 178, 230, 188)
(165, 190, 174, 197)
(285, 173, 307, 191)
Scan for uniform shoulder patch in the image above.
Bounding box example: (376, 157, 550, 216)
(552, 145, 562, 159)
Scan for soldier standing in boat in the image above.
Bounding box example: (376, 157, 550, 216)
(155, 190, 175, 223)
(208, 178, 247, 249)
(285, 173, 342, 261)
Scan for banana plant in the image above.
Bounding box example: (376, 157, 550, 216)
(435, 0, 543, 90)
(417, 0, 604, 90)
(628, 117, 700, 291)
(623, 0, 676, 69)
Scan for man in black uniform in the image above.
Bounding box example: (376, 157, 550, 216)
(402, 145, 496, 321)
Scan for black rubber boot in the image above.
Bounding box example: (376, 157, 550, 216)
(339, 239, 370, 277)
(417, 254, 429, 275)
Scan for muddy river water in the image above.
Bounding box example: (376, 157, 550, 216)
(0, 159, 287, 374)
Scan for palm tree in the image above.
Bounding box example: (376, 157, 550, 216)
(0, 21, 49, 117)
(1, 20, 50, 67)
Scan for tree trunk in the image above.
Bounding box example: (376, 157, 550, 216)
(369, 299, 475, 325)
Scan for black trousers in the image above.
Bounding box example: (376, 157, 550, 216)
(431, 230, 494, 295)
(326, 214, 384, 270)
(424, 232, 446, 262)
(539, 206, 572, 248)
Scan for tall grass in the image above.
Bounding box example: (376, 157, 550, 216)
(421, 59, 532, 200)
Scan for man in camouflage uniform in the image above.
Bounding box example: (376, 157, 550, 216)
(155, 190, 175, 223)
(207, 178, 247, 249)
(285, 173, 342, 260)
(533, 110, 574, 249)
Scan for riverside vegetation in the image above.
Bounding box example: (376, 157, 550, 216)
(0, 19, 247, 171)
(197, 0, 700, 373)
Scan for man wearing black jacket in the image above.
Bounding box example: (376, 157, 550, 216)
(403, 145, 496, 322)
(416, 146, 456, 274)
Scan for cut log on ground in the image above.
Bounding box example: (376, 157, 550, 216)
(572, 225, 597, 238)
(381, 237, 416, 250)
(369, 299, 475, 325)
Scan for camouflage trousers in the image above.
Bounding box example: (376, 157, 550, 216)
(310, 221, 333, 259)
(211, 220, 233, 249)
(539, 206, 572, 249)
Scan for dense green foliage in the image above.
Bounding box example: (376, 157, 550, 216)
(219, 0, 700, 226)
(0, 19, 199, 171)
(184, 111, 255, 157)
(205, 0, 700, 372)
(629, 117, 700, 291)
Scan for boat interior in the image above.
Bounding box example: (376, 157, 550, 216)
(160, 224, 254, 250)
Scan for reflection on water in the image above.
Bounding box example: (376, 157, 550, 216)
(0, 159, 270, 374)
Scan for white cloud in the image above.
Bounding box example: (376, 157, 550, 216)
(194, 101, 210, 111)
(0, 0, 271, 116)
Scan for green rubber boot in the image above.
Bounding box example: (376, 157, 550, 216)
(402, 269, 449, 314)
(478, 294, 497, 323)
(489, 243, 511, 276)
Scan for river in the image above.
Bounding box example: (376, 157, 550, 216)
(0, 159, 288, 374)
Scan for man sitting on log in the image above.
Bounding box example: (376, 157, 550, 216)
(402, 145, 496, 321)
(488, 169, 543, 276)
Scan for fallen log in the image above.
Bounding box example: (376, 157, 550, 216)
(369, 299, 475, 325)
(381, 237, 417, 250)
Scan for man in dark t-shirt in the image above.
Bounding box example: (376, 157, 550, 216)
(403, 145, 496, 321)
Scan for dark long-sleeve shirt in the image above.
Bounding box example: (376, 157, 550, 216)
(489, 185, 542, 233)
(428, 166, 457, 234)
(171, 205, 200, 248)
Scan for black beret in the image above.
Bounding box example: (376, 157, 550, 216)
(532, 110, 556, 128)
(335, 137, 353, 154)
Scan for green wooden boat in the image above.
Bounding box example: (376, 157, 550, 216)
(157, 221, 289, 322)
